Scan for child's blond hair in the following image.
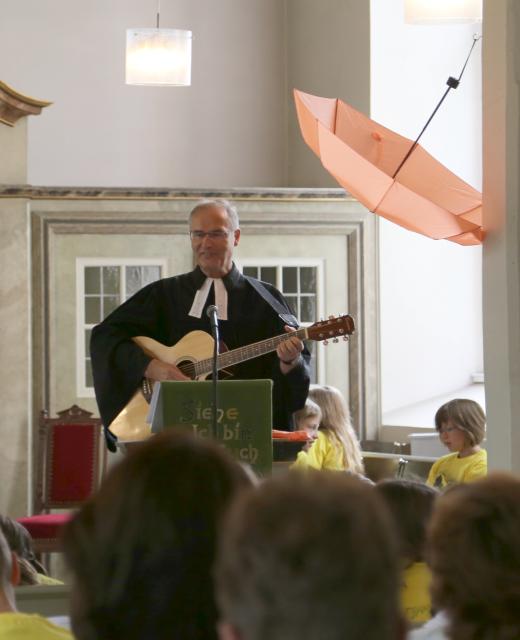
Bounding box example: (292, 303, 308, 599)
(308, 384, 364, 474)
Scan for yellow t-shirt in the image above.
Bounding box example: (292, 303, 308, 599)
(426, 448, 487, 489)
(292, 430, 345, 471)
(0, 613, 72, 639)
(401, 561, 432, 625)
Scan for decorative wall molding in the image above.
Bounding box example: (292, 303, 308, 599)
(0, 81, 51, 127)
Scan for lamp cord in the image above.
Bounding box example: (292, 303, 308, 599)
(391, 34, 482, 180)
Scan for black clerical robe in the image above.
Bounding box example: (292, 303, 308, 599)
(90, 264, 310, 441)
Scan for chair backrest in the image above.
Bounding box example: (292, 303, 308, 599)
(35, 404, 106, 512)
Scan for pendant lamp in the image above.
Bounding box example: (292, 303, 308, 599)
(126, 1, 192, 86)
(404, 0, 482, 24)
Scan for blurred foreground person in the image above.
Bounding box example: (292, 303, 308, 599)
(375, 480, 438, 627)
(63, 430, 252, 640)
(423, 473, 520, 640)
(216, 472, 404, 640)
(0, 529, 71, 638)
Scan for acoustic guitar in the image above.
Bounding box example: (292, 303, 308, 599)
(109, 314, 355, 442)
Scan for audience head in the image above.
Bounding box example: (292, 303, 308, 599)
(428, 473, 520, 640)
(308, 384, 364, 474)
(216, 471, 403, 640)
(293, 398, 321, 438)
(0, 515, 44, 585)
(375, 480, 438, 566)
(63, 430, 253, 640)
(434, 398, 485, 451)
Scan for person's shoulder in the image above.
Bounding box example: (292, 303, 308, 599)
(434, 452, 458, 467)
(246, 275, 284, 298)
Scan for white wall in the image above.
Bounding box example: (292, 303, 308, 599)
(371, 0, 483, 414)
(0, 0, 286, 188)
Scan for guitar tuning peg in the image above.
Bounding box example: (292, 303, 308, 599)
(323, 339, 329, 346)
(343, 336, 349, 341)
(333, 338, 339, 344)
(328, 314, 334, 320)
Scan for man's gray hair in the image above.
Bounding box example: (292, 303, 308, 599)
(189, 199, 240, 231)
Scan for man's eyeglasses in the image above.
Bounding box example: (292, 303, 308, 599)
(189, 230, 231, 240)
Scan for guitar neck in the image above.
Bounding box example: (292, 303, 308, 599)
(194, 326, 308, 377)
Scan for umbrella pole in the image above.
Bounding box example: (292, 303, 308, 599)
(392, 34, 482, 180)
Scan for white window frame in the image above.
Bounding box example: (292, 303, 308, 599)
(76, 258, 168, 397)
(236, 258, 325, 383)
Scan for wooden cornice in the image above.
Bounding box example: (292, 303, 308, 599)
(0, 80, 52, 127)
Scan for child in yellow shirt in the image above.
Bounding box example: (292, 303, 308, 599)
(426, 398, 487, 489)
(375, 479, 438, 627)
(292, 385, 364, 474)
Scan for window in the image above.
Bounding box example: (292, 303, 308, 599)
(76, 259, 166, 397)
(239, 260, 324, 382)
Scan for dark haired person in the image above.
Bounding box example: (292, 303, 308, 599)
(216, 472, 405, 640)
(375, 480, 438, 627)
(91, 199, 310, 449)
(63, 430, 253, 640)
(412, 473, 520, 640)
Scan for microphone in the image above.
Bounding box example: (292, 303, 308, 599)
(206, 304, 219, 342)
(206, 304, 220, 440)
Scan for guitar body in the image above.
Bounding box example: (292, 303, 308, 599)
(110, 331, 217, 441)
(134, 331, 215, 379)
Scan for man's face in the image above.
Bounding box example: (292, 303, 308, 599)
(190, 205, 240, 278)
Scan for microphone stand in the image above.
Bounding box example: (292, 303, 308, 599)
(206, 305, 219, 439)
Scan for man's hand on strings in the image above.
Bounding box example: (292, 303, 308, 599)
(144, 358, 190, 382)
(277, 325, 304, 374)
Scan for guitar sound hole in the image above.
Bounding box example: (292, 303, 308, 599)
(177, 359, 197, 380)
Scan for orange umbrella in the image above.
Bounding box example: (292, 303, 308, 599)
(294, 88, 483, 246)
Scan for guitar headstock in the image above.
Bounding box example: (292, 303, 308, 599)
(306, 315, 355, 342)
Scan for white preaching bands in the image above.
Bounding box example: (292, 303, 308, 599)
(188, 278, 228, 321)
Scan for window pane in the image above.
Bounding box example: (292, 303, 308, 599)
(285, 295, 298, 317)
(85, 297, 101, 324)
(84, 328, 91, 352)
(103, 295, 120, 317)
(243, 266, 258, 278)
(300, 296, 316, 323)
(126, 266, 142, 297)
(300, 267, 317, 294)
(282, 267, 297, 293)
(103, 266, 120, 294)
(260, 266, 277, 286)
(84, 267, 100, 294)
(141, 265, 161, 286)
(85, 360, 93, 387)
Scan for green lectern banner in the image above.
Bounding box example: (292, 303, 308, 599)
(150, 379, 273, 475)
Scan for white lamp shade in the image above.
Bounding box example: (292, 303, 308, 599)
(404, 0, 482, 24)
(126, 28, 192, 86)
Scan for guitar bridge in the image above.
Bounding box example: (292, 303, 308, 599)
(141, 377, 154, 402)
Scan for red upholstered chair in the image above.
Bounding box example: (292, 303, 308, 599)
(18, 404, 106, 559)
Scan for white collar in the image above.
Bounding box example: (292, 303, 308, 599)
(188, 277, 228, 320)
